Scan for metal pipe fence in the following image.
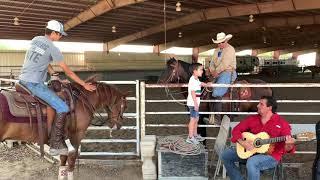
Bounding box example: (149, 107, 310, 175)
(140, 82, 320, 154)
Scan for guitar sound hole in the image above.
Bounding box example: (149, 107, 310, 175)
(255, 140, 261, 147)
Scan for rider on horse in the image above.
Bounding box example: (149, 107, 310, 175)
(208, 32, 237, 125)
(18, 20, 96, 156)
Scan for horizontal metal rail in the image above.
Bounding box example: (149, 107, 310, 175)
(94, 112, 136, 118)
(146, 99, 320, 103)
(146, 124, 219, 128)
(145, 112, 320, 116)
(80, 152, 137, 156)
(146, 83, 320, 88)
(81, 139, 137, 143)
(295, 151, 316, 154)
(99, 80, 137, 85)
(87, 126, 137, 130)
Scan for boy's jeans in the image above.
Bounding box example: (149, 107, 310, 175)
(19, 80, 69, 113)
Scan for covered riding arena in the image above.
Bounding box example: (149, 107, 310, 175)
(0, 0, 320, 179)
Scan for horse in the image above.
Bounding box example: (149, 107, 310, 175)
(0, 75, 128, 179)
(158, 58, 273, 138)
(303, 65, 320, 79)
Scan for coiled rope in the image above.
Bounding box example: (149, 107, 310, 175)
(157, 135, 206, 156)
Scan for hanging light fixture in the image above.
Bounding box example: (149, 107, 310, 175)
(176, 2, 181, 12)
(13, 17, 20, 26)
(263, 36, 267, 44)
(296, 25, 301, 30)
(112, 25, 116, 33)
(291, 41, 295, 46)
(178, 32, 182, 38)
(249, 15, 254, 23)
(13, 0, 36, 26)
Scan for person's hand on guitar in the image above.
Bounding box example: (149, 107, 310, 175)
(238, 139, 255, 151)
(285, 135, 295, 144)
(285, 135, 295, 152)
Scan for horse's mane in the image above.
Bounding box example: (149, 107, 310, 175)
(177, 60, 191, 76)
(69, 74, 126, 98)
(176, 60, 207, 82)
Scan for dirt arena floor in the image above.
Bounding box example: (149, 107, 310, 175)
(0, 72, 319, 179)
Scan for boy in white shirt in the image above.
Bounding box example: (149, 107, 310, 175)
(186, 63, 211, 144)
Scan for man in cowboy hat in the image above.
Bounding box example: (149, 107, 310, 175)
(19, 20, 96, 155)
(208, 32, 237, 125)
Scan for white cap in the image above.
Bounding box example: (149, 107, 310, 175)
(46, 20, 67, 36)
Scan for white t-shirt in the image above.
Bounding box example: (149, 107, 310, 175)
(187, 76, 201, 106)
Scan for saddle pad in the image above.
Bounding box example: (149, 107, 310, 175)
(0, 92, 44, 123)
(2, 90, 47, 117)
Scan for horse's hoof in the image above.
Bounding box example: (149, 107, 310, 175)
(68, 171, 74, 180)
(58, 166, 68, 180)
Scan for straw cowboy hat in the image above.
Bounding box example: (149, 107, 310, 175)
(212, 32, 233, 44)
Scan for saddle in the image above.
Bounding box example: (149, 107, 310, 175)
(203, 79, 252, 100)
(2, 84, 48, 118)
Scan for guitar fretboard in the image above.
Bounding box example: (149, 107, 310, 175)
(259, 135, 297, 145)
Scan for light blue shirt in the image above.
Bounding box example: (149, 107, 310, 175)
(19, 36, 63, 83)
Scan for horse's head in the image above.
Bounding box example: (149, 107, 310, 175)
(75, 75, 129, 130)
(104, 89, 129, 130)
(158, 58, 190, 83)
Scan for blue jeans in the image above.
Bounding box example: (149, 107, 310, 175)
(221, 147, 278, 180)
(212, 71, 237, 97)
(19, 80, 69, 113)
(188, 106, 199, 118)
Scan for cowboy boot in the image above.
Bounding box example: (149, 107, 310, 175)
(213, 97, 223, 125)
(49, 112, 68, 156)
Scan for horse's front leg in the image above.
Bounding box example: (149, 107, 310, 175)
(58, 155, 68, 180)
(66, 130, 86, 180)
(67, 149, 78, 172)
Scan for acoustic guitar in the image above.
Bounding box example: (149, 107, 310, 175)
(236, 131, 316, 159)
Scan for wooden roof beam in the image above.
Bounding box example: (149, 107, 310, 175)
(157, 14, 320, 50)
(104, 0, 320, 50)
(64, 0, 146, 31)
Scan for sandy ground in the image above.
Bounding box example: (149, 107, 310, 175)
(0, 72, 319, 179)
(0, 144, 142, 180)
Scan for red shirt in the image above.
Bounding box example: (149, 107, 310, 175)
(231, 113, 295, 161)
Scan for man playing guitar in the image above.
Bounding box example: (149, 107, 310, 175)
(221, 96, 295, 180)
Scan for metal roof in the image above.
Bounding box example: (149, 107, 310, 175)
(0, 0, 319, 52)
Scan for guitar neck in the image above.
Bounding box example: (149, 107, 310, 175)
(260, 135, 296, 145)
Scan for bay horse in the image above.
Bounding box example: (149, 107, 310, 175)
(158, 58, 273, 138)
(0, 75, 128, 178)
(303, 65, 320, 79)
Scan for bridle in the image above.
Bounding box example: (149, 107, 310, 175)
(105, 95, 126, 129)
(67, 82, 126, 128)
(161, 60, 190, 105)
(162, 60, 181, 83)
